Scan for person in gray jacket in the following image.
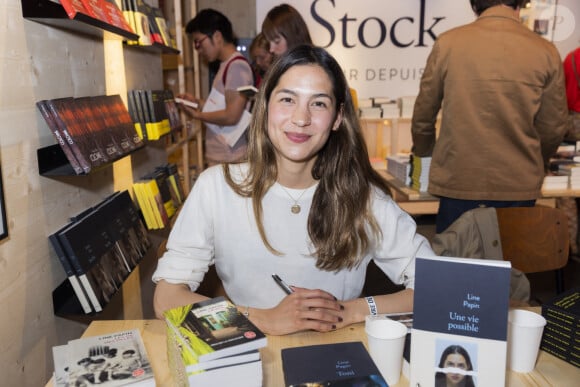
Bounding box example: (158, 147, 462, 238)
(411, 0, 569, 233)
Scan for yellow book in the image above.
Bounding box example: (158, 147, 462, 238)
(132, 182, 157, 229)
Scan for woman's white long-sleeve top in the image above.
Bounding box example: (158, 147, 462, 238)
(152, 164, 435, 309)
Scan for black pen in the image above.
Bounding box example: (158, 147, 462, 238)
(272, 274, 293, 295)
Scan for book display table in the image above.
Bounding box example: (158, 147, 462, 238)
(45, 308, 578, 386)
(376, 168, 565, 216)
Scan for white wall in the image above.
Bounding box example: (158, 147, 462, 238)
(257, 0, 580, 99)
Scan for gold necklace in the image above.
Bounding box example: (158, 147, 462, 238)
(279, 185, 309, 214)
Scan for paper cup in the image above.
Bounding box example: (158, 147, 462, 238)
(507, 309, 546, 373)
(365, 315, 408, 385)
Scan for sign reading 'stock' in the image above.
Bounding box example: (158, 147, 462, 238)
(256, 0, 474, 99)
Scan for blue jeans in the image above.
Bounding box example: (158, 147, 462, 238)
(436, 197, 536, 234)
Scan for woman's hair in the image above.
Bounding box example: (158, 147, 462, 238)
(435, 345, 476, 387)
(185, 8, 235, 43)
(470, 0, 526, 15)
(261, 4, 313, 51)
(224, 45, 391, 271)
(250, 32, 270, 56)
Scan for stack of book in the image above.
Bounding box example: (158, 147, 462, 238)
(36, 95, 144, 175)
(409, 154, 431, 192)
(380, 101, 400, 118)
(542, 175, 569, 191)
(52, 329, 155, 386)
(132, 163, 184, 230)
(398, 96, 416, 118)
(127, 89, 178, 140)
(558, 164, 580, 190)
(386, 154, 411, 185)
(165, 297, 267, 386)
(50, 190, 150, 315)
(540, 287, 579, 368)
(359, 106, 382, 119)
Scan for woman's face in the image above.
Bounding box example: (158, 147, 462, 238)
(267, 64, 341, 168)
(268, 34, 288, 56)
(444, 353, 468, 386)
(252, 47, 273, 72)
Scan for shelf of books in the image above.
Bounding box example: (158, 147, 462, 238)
(21, 0, 179, 55)
(50, 190, 152, 320)
(21, 0, 138, 41)
(36, 94, 146, 176)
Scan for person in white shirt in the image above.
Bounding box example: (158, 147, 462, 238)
(153, 45, 435, 335)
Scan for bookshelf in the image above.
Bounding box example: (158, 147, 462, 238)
(22, 0, 196, 321)
(21, 0, 138, 41)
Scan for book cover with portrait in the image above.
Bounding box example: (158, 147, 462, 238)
(410, 256, 511, 387)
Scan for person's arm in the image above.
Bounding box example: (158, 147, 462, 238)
(411, 40, 444, 157)
(194, 89, 248, 126)
(153, 280, 210, 319)
(536, 48, 571, 166)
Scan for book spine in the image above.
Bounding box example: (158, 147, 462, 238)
(48, 233, 93, 313)
(57, 233, 103, 313)
(36, 100, 84, 175)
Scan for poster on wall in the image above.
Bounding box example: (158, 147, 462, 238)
(520, 0, 558, 40)
(0, 165, 7, 240)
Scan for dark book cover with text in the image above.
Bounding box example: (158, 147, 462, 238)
(282, 341, 387, 387)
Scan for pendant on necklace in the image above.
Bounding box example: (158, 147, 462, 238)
(291, 204, 301, 214)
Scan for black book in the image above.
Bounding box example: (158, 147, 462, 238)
(46, 97, 109, 172)
(106, 94, 144, 150)
(282, 341, 387, 387)
(75, 96, 124, 160)
(49, 227, 92, 314)
(57, 208, 120, 313)
(36, 100, 84, 175)
(540, 287, 580, 367)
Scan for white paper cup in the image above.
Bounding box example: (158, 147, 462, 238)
(365, 315, 408, 385)
(507, 309, 547, 373)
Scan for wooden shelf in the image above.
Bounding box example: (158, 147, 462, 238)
(21, 0, 139, 41)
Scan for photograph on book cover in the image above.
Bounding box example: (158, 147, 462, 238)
(434, 339, 478, 387)
(0, 164, 8, 240)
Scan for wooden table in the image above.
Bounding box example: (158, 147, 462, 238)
(46, 308, 579, 386)
(376, 168, 562, 216)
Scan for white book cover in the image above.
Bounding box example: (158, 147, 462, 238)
(65, 329, 155, 386)
(410, 256, 511, 387)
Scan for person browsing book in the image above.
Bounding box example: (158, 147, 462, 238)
(152, 45, 435, 335)
(249, 32, 273, 80)
(261, 3, 313, 58)
(177, 9, 254, 165)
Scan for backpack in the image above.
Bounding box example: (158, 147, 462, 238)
(222, 55, 262, 90)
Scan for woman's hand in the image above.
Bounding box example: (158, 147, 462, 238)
(250, 287, 345, 335)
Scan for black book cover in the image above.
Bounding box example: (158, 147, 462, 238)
(75, 96, 124, 160)
(47, 97, 109, 171)
(36, 100, 84, 175)
(107, 94, 144, 150)
(49, 228, 93, 314)
(282, 341, 387, 387)
(57, 208, 124, 312)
